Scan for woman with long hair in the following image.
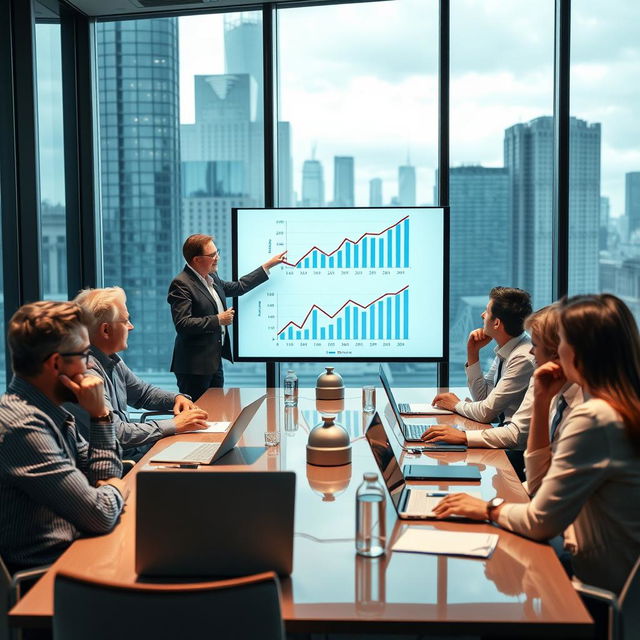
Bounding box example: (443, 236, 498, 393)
(434, 294, 640, 594)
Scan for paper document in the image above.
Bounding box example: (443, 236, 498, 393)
(404, 404, 453, 415)
(392, 528, 498, 558)
(182, 421, 230, 434)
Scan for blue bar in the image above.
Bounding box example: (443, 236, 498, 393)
(304, 329, 309, 340)
(386, 298, 392, 339)
(296, 262, 301, 269)
(395, 294, 400, 339)
(320, 254, 326, 268)
(370, 238, 375, 268)
(337, 251, 342, 268)
(404, 218, 409, 268)
(329, 256, 334, 268)
(378, 239, 384, 268)
(329, 325, 334, 340)
(345, 307, 351, 340)
(370, 307, 375, 339)
(395, 225, 401, 268)
(304, 257, 310, 268)
(346, 243, 351, 268)
(353, 307, 359, 339)
(403, 289, 409, 339)
(337, 318, 343, 340)
(321, 327, 326, 340)
(362, 237, 367, 268)
(288, 327, 293, 339)
(312, 251, 317, 268)
(280, 333, 285, 340)
(362, 311, 366, 339)
(387, 230, 392, 267)
(296, 330, 301, 340)
(378, 301, 384, 339)
(312, 309, 318, 340)
(354, 244, 359, 268)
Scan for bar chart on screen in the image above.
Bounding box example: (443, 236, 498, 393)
(234, 207, 445, 360)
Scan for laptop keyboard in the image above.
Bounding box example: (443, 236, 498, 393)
(404, 423, 427, 440)
(179, 442, 219, 462)
(398, 402, 412, 413)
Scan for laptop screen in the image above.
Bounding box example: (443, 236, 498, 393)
(378, 365, 405, 429)
(365, 412, 407, 511)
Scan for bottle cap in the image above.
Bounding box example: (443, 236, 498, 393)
(364, 472, 378, 482)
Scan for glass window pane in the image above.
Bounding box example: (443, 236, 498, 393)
(276, 0, 438, 387)
(0, 182, 5, 392)
(36, 22, 67, 300)
(569, 1, 639, 316)
(449, 0, 554, 384)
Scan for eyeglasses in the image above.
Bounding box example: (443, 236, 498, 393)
(47, 348, 92, 366)
(200, 250, 220, 259)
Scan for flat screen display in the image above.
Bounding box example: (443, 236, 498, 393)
(232, 207, 448, 362)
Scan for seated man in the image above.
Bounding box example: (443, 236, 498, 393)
(433, 286, 534, 424)
(0, 301, 128, 571)
(70, 287, 209, 458)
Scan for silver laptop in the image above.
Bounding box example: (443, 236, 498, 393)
(379, 365, 453, 416)
(136, 470, 295, 577)
(148, 395, 265, 465)
(365, 412, 478, 519)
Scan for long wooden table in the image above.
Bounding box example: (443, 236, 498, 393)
(10, 387, 593, 636)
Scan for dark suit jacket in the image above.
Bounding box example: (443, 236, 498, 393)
(168, 265, 268, 375)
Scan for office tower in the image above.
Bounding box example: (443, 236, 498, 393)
(96, 18, 181, 373)
(446, 166, 510, 382)
(600, 196, 610, 251)
(333, 156, 354, 207)
(41, 201, 67, 299)
(398, 164, 416, 206)
(505, 116, 600, 306)
(277, 122, 293, 207)
(369, 178, 383, 206)
(626, 172, 640, 239)
(301, 158, 325, 206)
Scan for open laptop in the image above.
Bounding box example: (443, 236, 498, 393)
(148, 395, 265, 465)
(379, 365, 453, 416)
(136, 470, 295, 577)
(365, 412, 480, 519)
(379, 366, 451, 442)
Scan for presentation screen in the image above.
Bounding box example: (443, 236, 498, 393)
(232, 207, 448, 362)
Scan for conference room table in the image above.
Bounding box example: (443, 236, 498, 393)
(10, 386, 593, 637)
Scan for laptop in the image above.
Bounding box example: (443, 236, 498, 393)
(365, 412, 480, 520)
(379, 366, 453, 442)
(148, 395, 265, 465)
(379, 365, 453, 416)
(136, 470, 295, 577)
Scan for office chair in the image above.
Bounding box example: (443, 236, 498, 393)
(572, 556, 640, 640)
(53, 570, 285, 640)
(1, 555, 49, 640)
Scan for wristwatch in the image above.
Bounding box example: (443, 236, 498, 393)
(486, 497, 505, 521)
(90, 411, 112, 425)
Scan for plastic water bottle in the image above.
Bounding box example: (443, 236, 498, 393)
(284, 370, 298, 407)
(355, 472, 386, 557)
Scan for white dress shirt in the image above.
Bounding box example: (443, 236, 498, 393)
(497, 398, 640, 593)
(455, 333, 535, 424)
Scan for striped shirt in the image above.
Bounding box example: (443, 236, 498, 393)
(0, 377, 124, 569)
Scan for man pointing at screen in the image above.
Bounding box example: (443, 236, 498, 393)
(168, 233, 286, 399)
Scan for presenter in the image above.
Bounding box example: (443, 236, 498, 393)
(168, 234, 286, 399)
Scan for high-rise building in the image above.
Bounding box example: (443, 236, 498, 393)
(505, 116, 600, 306)
(626, 172, 640, 240)
(369, 178, 383, 206)
(333, 156, 354, 207)
(600, 196, 610, 251)
(97, 18, 181, 373)
(301, 158, 324, 206)
(398, 164, 416, 206)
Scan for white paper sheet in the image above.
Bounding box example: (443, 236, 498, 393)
(392, 528, 498, 558)
(181, 421, 230, 434)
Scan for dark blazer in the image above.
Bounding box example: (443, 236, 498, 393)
(168, 265, 268, 375)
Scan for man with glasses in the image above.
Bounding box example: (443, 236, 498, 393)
(168, 234, 286, 399)
(70, 287, 209, 459)
(0, 301, 127, 571)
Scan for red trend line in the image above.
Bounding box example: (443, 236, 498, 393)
(282, 214, 410, 267)
(277, 285, 409, 336)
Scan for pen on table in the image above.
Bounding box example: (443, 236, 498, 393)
(149, 463, 199, 469)
(426, 492, 449, 497)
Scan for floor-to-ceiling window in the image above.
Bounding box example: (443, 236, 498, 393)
(449, 0, 554, 384)
(275, 0, 439, 388)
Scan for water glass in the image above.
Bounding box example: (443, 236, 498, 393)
(264, 430, 281, 447)
(362, 386, 376, 413)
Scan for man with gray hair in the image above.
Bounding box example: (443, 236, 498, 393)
(70, 287, 208, 459)
(0, 301, 127, 571)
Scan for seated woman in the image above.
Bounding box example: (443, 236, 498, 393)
(434, 294, 640, 594)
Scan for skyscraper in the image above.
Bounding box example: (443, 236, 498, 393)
(97, 18, 181, 373)
(505, 116, 600, 306)
(333, 156, 354, 207)
(600, 196, 610, 251)
(398, 164, 416, 206)
(301, 158, 324, 206)
(369, 178, 383, 206)
(626, 172, 640, 240)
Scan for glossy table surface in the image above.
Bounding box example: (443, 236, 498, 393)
(10, 387, 592, 636)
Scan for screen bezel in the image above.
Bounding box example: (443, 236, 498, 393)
(231, 206, 449, 363)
